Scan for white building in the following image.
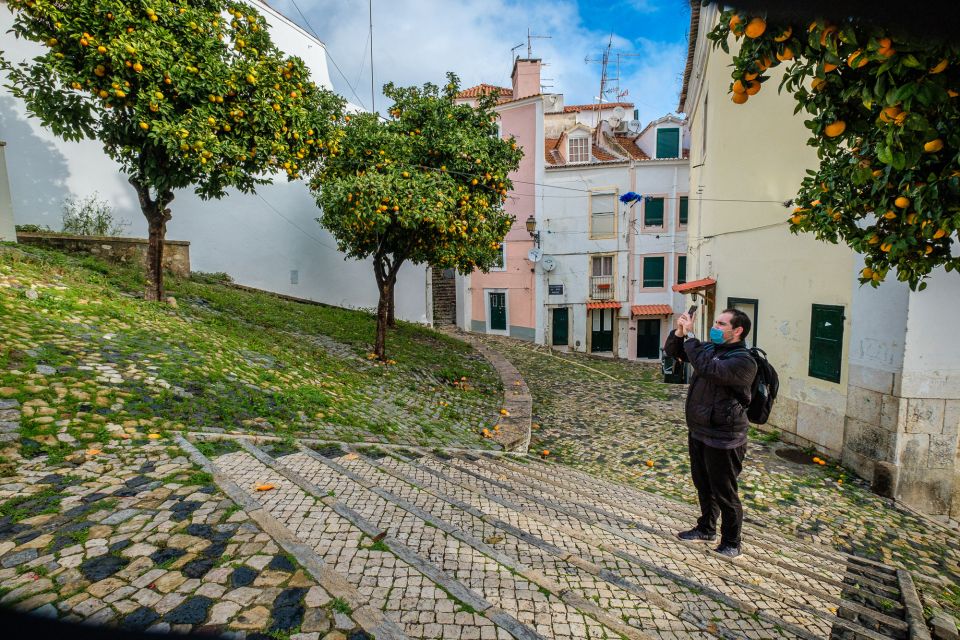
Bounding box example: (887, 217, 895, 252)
(539, 100, 690, 360)
(0, 0, 431, 323)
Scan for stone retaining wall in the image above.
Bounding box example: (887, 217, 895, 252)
(16, 232, 190, 277)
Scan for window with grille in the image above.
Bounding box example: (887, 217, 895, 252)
(592, 255, 613, 276)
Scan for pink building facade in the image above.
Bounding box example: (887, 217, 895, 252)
(455, 61, 545, 341)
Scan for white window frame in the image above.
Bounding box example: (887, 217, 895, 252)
(490, 241, 506, 272)
(589, 189, 617, 239)
(484, 289, 510, 336)
(568, 135, 590, 163)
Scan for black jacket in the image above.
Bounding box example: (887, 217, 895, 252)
(663, 331, 757, 449)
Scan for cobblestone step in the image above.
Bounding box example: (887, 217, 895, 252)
(402, 451, 909, 640)
(208, 444, 636, 640)
(319, 445, 809, 640)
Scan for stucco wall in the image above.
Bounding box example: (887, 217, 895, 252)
(0, 2, 429, 323)
(0, 142, 14, 241)
(685, 8, 855, 455)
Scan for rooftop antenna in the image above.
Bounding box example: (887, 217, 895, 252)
(585, 35, 641, 138)
(526, 27, 551, 58)
(369, 0, 375, 113)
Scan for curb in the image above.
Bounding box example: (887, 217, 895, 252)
(441, 328, 532, 452)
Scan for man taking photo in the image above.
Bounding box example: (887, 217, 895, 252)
(663, 308, 757, 558)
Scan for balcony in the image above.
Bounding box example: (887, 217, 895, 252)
(590, 275, 615, 300)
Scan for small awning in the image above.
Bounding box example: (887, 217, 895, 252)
(672, 277, 716, 294)
(586, 301, 622, 309)
(631, 304, 673, 317)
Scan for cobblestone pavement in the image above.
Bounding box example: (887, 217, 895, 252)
(0, 436, 372, 639)
(475, 335, 960, 625)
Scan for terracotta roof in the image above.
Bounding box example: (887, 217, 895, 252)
(672, 277, 716, 293)
(586, 301, 622, 309)
(457, 84, 513, 99)
(631, 304, 674, 317)
(592, 146, 617, 161)
(613, 134, 650, 161)
(544, 137, 564, 166)
(678, 0, 701, 112)
(563, 101, 633, 113)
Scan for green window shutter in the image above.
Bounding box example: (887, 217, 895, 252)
(809, 304, 844, 383)
(644, 198, 664, 226)
(643, 257, 665, 288)
(677, 256, 686, 284)
(656, 127, 680, 158)
(679, 196, 688, 225)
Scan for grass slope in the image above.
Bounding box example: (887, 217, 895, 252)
(0, 244, 502, 461)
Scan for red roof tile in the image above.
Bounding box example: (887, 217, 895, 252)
(456, 84, 513, 99)
(672, 277, 716, 293)
(586, 301, 622, 309)
(614, 135, 650, 161)
(631, 304, 674, 316)
(563, 101, 633, 113)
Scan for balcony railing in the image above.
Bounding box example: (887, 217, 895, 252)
(590, 275, 614, 300)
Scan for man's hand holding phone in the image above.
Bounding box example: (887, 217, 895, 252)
(676, 304, 697, 337)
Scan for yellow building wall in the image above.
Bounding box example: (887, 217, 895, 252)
(685, 16, 856, 454)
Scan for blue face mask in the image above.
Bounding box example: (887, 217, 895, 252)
(709, 327, 725, 344)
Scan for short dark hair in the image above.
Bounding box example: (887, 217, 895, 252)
(722, 308, 751, 341)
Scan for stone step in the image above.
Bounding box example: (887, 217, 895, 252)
(216, 443, 655, 640)
(314, 444, 808, 640)
(274, 447, 706, 640)
(400, 450, 908, 640)
(207, 450, 542, 640)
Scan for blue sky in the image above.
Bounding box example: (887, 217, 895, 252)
(269, 0, 691, 125)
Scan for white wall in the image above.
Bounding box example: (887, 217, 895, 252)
(0, 143, 15, 241)
(901, 266, 960, 398)
(0, 2, 429, 323)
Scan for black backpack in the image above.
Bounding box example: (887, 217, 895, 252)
(720, 347, 779, 425)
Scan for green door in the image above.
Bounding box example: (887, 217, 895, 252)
(489, 292, 506, 332)
(809, 304, 844, 382)
(552, 308, 569, 346)
(636, 319, 661, 359)
(591, 308, 614, 352)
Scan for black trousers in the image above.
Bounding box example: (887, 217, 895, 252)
(688, 435, 747, 546)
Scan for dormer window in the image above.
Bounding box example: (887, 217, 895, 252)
(655, 127, 680, 159)
(568, 135, 590, 163)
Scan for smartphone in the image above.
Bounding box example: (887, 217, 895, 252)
(687, 304, 698, 316)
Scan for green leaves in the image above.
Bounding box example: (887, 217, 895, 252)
(706, 5, 960, 289)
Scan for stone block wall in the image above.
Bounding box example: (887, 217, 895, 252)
(431, 266, 457, 327)
(15, 232, 190, 277)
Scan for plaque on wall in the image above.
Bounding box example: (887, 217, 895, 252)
(548, 284, 564, 295)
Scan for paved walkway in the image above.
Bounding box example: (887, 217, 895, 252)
(474, 335, 960, 627)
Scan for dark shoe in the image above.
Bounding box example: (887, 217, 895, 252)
(676, 528, 716, 542)
(714, 543, 741, 558)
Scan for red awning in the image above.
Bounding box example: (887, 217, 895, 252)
(631, 304, 673, 317)
(586, 301, 622, 309)
(672, 277, 716, 294)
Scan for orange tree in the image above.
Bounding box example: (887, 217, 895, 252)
(1, 0, 344, 300)
(706, 4, 960, 290)
(313, 74, 522, 359)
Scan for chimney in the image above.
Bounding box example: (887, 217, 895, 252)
(511, 58, 541, 100)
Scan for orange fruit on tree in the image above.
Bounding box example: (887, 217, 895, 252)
(790, 213, 805, 224)
(746, 80, 761, 95)
(732, 92, 749, 104)
(949, 89, 959, 98)
(872, 169, 883, 177)
(930, 58, 949, 74)
(732, 80, 747, 94)
(811, 77, 827, 91)
(868, 235, 881, 245)
(823, 62, 838, 72)
(881, 242, 893, 252)
(823, 120, 846, 137)
(924, 138, 944, 153)
(776, 47, 794, 61)
(933, 228, 948, 239)
(925, 245, 934, 255)
(847, 50, 868, 68)
(861, 267, 874, 278)
(773, 26, 793, 42)
(883, 105, 902, 118)
(745, 17, 767, 38)
(883, 210, 897, 219)
(729, 14, 743, 31)
(894, 196, 910, 208)
(906, 212, 918, 224)
(744, 71, 758, 81)
(819, 25, 838, 46)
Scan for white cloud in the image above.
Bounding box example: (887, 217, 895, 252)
(267, 0, 684, 126)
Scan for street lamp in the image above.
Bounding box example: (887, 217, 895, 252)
(525, 214, 540, 247)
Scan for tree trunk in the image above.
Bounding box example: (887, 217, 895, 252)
(131, 177, 173, 302)
(374, 279, 391, 360)
(387, 285, 396, 328)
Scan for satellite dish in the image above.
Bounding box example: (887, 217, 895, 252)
(541, 256, 557, 272)
(527, 248, 543, 263)
(613, 105, 626, 120)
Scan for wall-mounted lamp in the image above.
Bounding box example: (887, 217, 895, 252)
(525, 214, 540, 248)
